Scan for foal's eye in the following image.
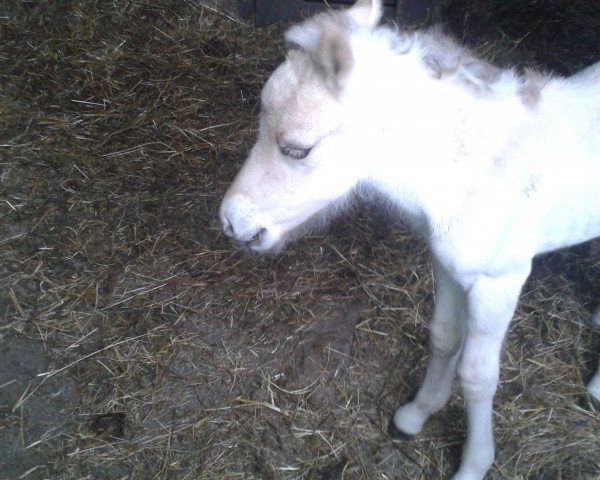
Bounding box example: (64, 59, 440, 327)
(280, 145, 312, 160)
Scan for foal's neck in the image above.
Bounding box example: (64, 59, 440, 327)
(355, 34, 538, 231)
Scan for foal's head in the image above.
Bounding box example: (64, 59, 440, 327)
(219, 0, 383, 251)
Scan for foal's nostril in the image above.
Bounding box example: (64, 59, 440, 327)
(222, 219, 234, 237)
(245, 227, 267, 246)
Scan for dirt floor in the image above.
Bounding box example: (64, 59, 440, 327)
(1, 1, 599, 479)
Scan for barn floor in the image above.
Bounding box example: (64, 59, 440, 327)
(1, 1, 599, 479)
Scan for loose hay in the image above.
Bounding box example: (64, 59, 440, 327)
(1, 1, 599, 479)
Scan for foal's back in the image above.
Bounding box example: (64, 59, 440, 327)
(529, 61, 600, 254)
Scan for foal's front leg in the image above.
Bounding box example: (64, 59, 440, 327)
(452, 270, 530, 480)
(393, 260, 467, 435)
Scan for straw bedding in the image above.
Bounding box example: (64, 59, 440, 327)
(1, 1, 598, 478)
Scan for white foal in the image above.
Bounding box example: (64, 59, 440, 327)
(219, 1, 600, 478)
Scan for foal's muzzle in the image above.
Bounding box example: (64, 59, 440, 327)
(219, 193, 274, 251)
(222, 219, 267, 249)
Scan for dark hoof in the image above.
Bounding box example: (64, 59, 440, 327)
(387, 417, 415, 440)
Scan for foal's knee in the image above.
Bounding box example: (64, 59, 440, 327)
(429, 319, 464, 359)
(456, 350, 500, 400)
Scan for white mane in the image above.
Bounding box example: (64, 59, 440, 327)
(288, 12, 547, 106)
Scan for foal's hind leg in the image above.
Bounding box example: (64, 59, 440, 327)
(593, 306, 600, 325)
(589, 359, 600, 407)
(588, 307, 600, 406)
(393, 260, 466, 435)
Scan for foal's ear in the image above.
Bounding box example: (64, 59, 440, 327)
(316, 26, 354, 94)
(284, 0, 382, 95)
(285, 22, 353, 95)
(348, 0, 383, 28)
(285, 21, 354, 95)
